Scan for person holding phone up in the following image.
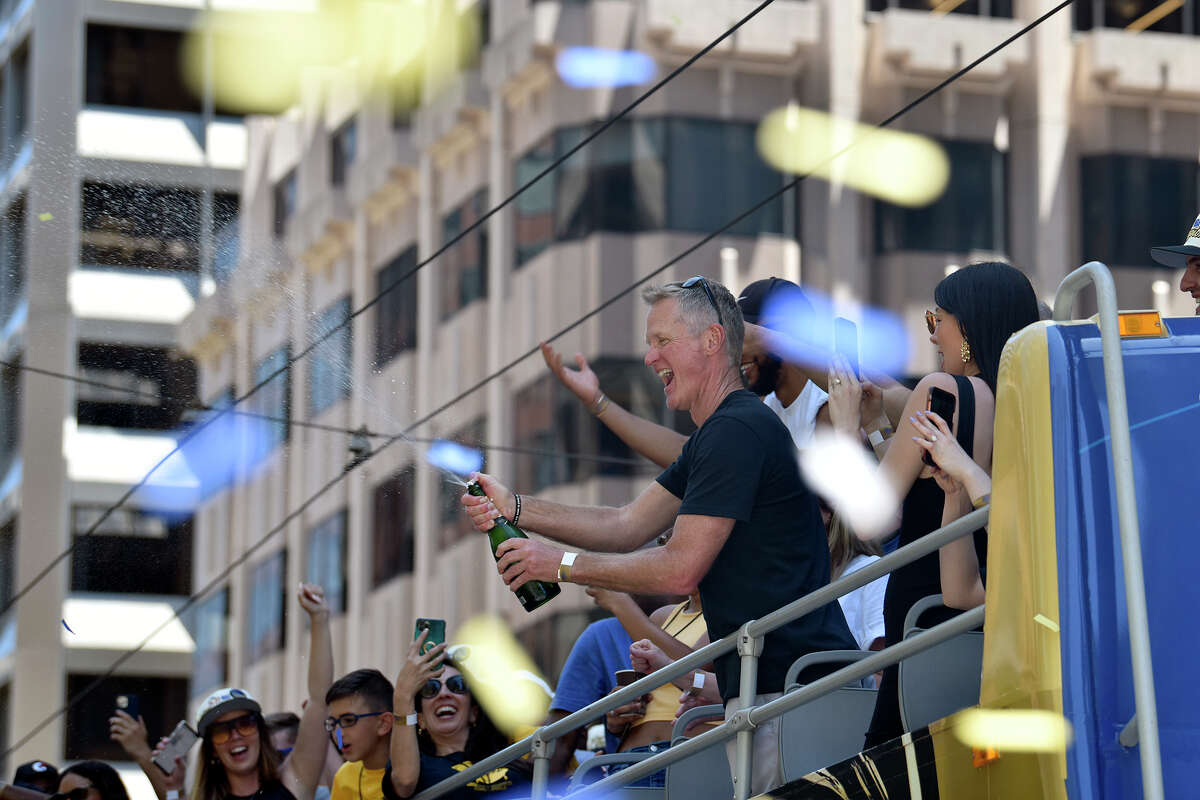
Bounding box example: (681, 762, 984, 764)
(157, 583, 334, 800)
(826, 262, 1040, 749)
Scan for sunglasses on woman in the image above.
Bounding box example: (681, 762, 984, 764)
(51, 788, 93, 800)
(419, 674, 468, 699)
(208, 712, 260, 745)
(925, 309, 938, 335)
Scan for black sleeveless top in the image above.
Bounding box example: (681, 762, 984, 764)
(864, 374, 989, 748)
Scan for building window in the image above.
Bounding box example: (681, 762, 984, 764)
(331, 119, 358, 187)
(76, 343, 196, 431)
(187, 588, 228, 696)
(0, 358, 19, 482)
(514, 138, 556, 265)
(372, 466, 415, 587)
(1080, 154, 1200, 268)
(80, 183, 238, 272)
(511, 360, 673, 492)
(441, 189, 490, 319)
(513, 117, 785, 267)
(254, 345, 292, 450)
(0, 518, 14, 610)
(3, 42, 30, 165)
(875, 139, 1007, 254)
(70, 507, 192, 595)
(85, 24, 227, 113)
(308, 298, 352, 417)
(868, 0, 1013, 16)
(274, 170, 298, 238)
(439, 419, 485, 547)
(306, 510, 347, 613)
(374, 247, 419, 367)
(66, 675, 189, 761)
(0, 196, 24, 328)
(1074, 0, 1198, 33)
(247, 550, 287, 662)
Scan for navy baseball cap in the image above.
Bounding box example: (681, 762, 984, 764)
(736, 278, 812, 329)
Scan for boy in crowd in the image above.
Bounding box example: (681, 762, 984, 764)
(327, 669, 396, 800)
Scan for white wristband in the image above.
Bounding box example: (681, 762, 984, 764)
(167, 791, 180, 800)
(868, 429, 886, 448)
(557, 551, 578, 582)
(396, 713, 418, 727)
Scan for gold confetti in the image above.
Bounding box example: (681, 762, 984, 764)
(38, 212, 53, 221)
(1034, 614, 1060, 632)
(956, 708, 1073, 753)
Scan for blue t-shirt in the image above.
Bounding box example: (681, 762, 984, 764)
(382, 754, 530, 800)
(551, 617, 632, 753)
(656, 390, 857, 698)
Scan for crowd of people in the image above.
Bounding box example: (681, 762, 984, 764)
(9, 216, 1198, 800)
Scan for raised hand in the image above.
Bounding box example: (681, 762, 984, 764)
(827, 354, 863, 435)
(395, 629, 447, 699)
(629, 638, 671, 675)
(540, 342, 601, 407)
(151, 737, 187, 790)
(109, 709, 151, 760)
(297, 583, 329, 620)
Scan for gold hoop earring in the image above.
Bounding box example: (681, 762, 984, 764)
(961, 339, 971, 363)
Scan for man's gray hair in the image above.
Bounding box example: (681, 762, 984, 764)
(641, 279, 744, 370)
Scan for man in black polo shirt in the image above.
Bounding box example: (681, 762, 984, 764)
(462, 278, 856, 795)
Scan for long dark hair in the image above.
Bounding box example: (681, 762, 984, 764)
(413, 659, 510, 764)
(192, 714, 282, 800)
(933, 262, 1039, 392)
(61, 762, 129, 800)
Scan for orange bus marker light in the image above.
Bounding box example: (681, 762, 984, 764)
(1115, 311, 1166, 339)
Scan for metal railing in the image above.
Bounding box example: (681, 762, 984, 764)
(1052, 261, 1163, 800)
(414, 505, 990, 800)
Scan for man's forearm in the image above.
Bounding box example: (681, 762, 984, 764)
(521, 498, 646, 553)
(594, 402, 686, 470)
(569, 548, 694, 597)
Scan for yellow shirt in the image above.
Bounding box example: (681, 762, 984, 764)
(330, 761, 387, 800)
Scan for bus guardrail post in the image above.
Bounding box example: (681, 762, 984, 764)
(530, 729, 553, 800)
(733, 622, 763, 800)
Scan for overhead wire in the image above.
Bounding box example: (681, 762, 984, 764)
(0, 0, 781, 618)
(0, 0, 1077, 761)
(0, 358, 648, 467)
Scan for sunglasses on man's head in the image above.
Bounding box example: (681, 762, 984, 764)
(419, 674, 468, 699)
(682, 276, 725, 328)
(208, 712, 259, 745)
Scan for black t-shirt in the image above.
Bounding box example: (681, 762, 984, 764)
(227, 781, 296, 800)
(381, 754, 531, 800)
(656, 389, 857, 697)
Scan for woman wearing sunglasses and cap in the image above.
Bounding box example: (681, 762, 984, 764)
(159, 583, 333, 800)
(384, 630, 530, 799)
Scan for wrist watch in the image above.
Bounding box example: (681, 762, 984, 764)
(558, 551, 578, 582)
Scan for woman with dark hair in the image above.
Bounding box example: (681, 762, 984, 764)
(56, 761, 130, 800)
(385, 632, 530, 799)
(828, 261, 1039, 748)
(159, 584, 333, 800)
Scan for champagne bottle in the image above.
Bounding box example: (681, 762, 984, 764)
(468, 481, 560, 613)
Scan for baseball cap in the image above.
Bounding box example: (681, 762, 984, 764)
(195, 687, 262, 738)
(736, 277, 812, 329)
(13, 761, 59, 792)
(1150, 212, 1200, 268)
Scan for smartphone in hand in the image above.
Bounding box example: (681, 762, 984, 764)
(923, 387, 957, 467)
(614, 669, 639, 687)
(153, 720, 199, 775)
(413, 619, 446, 657)
(115, 693, 140, 722)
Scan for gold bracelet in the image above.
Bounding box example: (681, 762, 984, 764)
(971, 493, 991, 510)
(589, 392, 610, 416)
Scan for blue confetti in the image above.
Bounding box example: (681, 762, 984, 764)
(555, 47, 657, 89)
(62, 619, 76, 634)
(426, 440, 484, 477)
